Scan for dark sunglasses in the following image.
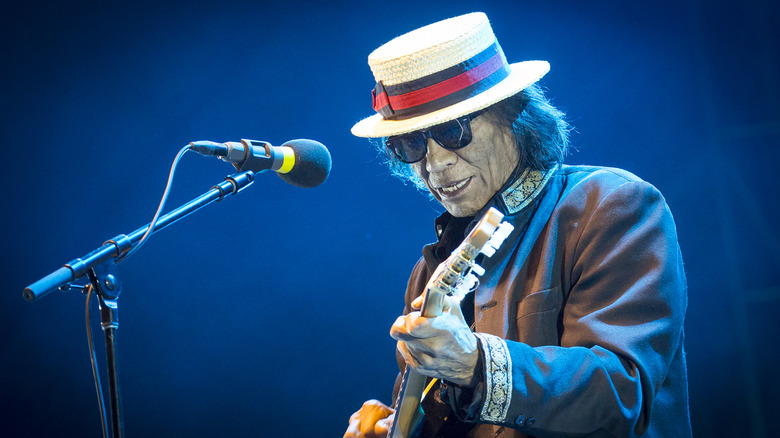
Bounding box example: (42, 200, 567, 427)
(385, 110, 485, 164)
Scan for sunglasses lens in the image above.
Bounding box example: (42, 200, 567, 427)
(386, 115, 474, 163)
(432, 118, 472, 149)
(387, 133, 426, 163)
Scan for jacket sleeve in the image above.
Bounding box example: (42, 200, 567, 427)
(449, 180, 688, 437)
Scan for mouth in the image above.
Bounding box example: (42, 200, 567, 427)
(435, 177, 472, 198)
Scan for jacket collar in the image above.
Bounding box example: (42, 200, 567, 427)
(433, 164, 560, 240)
(497, 164, 559, 215)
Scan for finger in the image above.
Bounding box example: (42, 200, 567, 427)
(361, 399, 393, 418)
(358, 400, 393, 437)
(375, 413, 394, 438)
(400, 340, 440, 372)
(437, 295, 467, 326)
(344, 419, 361, 438)
(389, 315, 408, 341)
(390, 313, 425, 341)
(411, 295, 423, 310)
(396, 341, 421, 368)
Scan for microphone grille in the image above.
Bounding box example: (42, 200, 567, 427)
(277, 139, 332, 188)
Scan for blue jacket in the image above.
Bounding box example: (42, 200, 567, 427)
(398, 165, 692, 437)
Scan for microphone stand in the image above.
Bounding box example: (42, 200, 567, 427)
(24, 170, 256, 438)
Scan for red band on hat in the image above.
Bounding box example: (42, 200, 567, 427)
(389, 52, 504, 110)
(371, 41, 510, 120)
(372, 89, 390, 113)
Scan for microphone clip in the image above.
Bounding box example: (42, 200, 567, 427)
(232, 139, 288, 173)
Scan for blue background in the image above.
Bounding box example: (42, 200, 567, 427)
(2, 0, 778, 436)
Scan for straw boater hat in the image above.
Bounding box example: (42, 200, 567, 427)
(351, 12, 549, 139)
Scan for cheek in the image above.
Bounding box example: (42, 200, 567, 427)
(488, 133, 519, 183)
(460, 144, 500, 180)
(410, 162, 428, 182)
(411, 162, 437, 192)
(494, 147, 519, 181)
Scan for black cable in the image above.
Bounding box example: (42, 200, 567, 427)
(116, 144, 192, 263)
(86, 144, 193, 436)
(85, 284, 109, 438)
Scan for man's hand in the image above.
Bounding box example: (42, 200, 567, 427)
(390, 295, 478, 386)
(343, 399, 394, 438)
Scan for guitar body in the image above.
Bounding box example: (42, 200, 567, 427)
(389, 207, 514, 438)
(413, 382, 476, 438)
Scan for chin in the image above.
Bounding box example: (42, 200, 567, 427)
(444, 204, 479, 217)
(429, 189, 481, 217)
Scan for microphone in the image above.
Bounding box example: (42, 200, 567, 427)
(190, 139, 331, 188)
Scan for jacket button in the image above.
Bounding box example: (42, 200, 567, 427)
(514, 415, 525, 426)
(526, 417, 535, 426)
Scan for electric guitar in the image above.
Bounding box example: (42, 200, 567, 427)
(389, 207, 514, 438)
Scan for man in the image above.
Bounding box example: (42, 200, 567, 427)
(346, 12, 691, 438)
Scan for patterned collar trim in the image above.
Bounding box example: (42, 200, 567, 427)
(500, 164, 559, 214)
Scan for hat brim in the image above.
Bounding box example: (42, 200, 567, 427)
(351, 60, 549, 138)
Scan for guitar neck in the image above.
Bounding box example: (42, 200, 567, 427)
(419, 239, 481, 318)
(388, 207, 511, 438)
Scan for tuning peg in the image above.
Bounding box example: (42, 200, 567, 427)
(452, 273, 480, 300)
(485, 222, 514, 253)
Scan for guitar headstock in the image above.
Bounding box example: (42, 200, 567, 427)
(421, 207, 514, 317)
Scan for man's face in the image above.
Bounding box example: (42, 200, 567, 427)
(410, 115, 520, 217)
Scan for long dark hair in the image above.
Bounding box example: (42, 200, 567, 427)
(374, 83, 571, 190)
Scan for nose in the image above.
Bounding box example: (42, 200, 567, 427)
(425, 137, 457, 173)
